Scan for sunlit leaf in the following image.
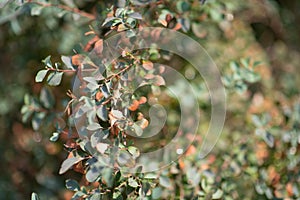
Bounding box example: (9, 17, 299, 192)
(61, 55, 74, 70)
(97, 105, 108, 121)
(35, 69, 49, 82)
(31, 193, 39, 200)
(66, 179, 80, 191)
(40, 87, 54, 109)
(50, 132, 59, 142)
(159, 176, 172, 188)
(42, 55, 52, 68)
(47, 72, 64, 86)
(96, 143, 109, 154)
(128, 177, 139, 188)
(87, 123, 102, 131)
(212, 189, 223, 199)
(59, 157, 84, 174)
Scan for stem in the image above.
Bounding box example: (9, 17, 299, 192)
(28, 1, 95, 20)
(106, 65, 132, 81)
(47, 67, 98, 73)
(48, 68, 76, 73)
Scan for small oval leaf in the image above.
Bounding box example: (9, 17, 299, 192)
(35, 69, 49, 82)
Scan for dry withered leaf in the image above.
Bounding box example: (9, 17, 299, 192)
(142, 60, 154, 70)
(95, 91, 104, 101)
(128, 100, 140, 111)
(72, 54, 85, 66)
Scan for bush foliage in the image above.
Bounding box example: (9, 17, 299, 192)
(0, 0, 300, 199)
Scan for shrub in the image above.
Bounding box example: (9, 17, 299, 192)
(1, 0, 298, 199)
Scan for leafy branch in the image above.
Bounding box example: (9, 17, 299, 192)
(26, 1, 96, 20)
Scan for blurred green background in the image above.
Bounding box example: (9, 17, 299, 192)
(0, 0, 299, 199)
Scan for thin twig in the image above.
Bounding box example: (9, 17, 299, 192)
(105, 65, 132, 81)
(48, 68, 76, 73)
(47, 67, 99, 73)
(28, 1, 95, 20)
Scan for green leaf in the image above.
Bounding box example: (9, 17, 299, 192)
(128, 177, 139, 188)
(24, 94, 31, 105)
(212, 189, 223, 199)
(35, 69, 49, 82)
(187, 167, 201, 186)
(246, 72, 260, 83)
(31, 5, 43, 16)
(263, 131, 274, 148)
(100, 84, 110, 98)
(144, 173, 157, 179)
(97, 105, 108, 121)
(21, 105, 29, 114)
(61, 55, 74, 70)
(133, 123, 143, 136)
(42, 55, 52, 68)
(128, 146, 140, 159)
(86, 165, 101, 182)
(176, 1, 190, 13)
(178, 18, 190, 32)
(117, 150, 135, 167)
(128, 12, 142, 20)
(40, 87, 55, 109)
(84, 77, 98, 91)
(252, 115, 262, 127)
(111, 110, 124, 119)
(192, 22, 206, 38)
(152, 187, 163, 199)
(71, 191, 86, 200)
(87, 123, 102, 131)
(230, 61, 239, 71)
(31, 192, 39, 200)
(234, 82, 247, 94)
(96, 143, 109, 154)
(159, 176, 172, 188)
(201, 178, 212, 193)
(59, 157, 84, 174)
(90, 193, 101, 200)
(253, 61, 262, 67)
(32, 112, 46, 131)
(47, 72, 64, 86)
(66, 179, 80, 191)
(241, 58, 250, 68)
(113, 191, 123, 200)
(22, 109, 34, 123)
(102, 168, 113, 187)
(102, 17, 117, 26)
(50, 132, 60, 142)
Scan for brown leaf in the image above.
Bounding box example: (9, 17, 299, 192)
(142, 60, 154, 70)
(94, 39, 103, 56)
(185, 145, 196, 156)
(139, 119, 149, 129)
(173, 23, 182, 31)
(286, 183, 293, 197)
(71, 54, 85, 66)
(85, 31, 95, 36)
(138, 96, 147, 104)
(154, 75, 165, 86)
(128, 100, 140, 111)
(117, 24, 127, 32)
(73, 161, 85, 174)
(84, 36, 99, 52)
(95, 91, 104, 101)
(144, 74, 155, 80)
(179, 158, 185, 170)
(166, 14, 173, 23)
